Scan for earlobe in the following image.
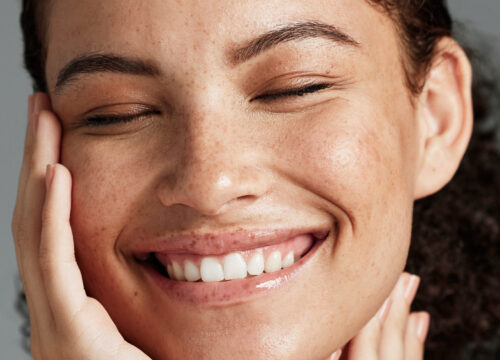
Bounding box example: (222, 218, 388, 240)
(414, 38, 473, 200)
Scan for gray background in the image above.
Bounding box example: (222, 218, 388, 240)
(1, 1, 498, 358)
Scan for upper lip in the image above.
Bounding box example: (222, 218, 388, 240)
(132, 226, 331, 257)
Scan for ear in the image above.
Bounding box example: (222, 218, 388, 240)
(414, 37, 473, 200)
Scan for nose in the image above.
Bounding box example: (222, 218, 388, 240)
(156, 110, 272, 216)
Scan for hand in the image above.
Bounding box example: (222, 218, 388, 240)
(328, 272, 430, 360)
(11, 93, 151, 360)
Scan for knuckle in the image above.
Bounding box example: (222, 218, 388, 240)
(383, 314, 408, 334)
(38, 250, 54, 275)
(41, 204, 57, 230)
(11, 204, 24, 237)
(40, 209, 52, 228)
(12, 218, 26, 243)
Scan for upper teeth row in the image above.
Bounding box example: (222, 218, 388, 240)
(165, 250, 295, 282)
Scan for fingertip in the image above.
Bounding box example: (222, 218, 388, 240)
(393, 272, 420, 304)
(28, 94, 34, 118)
(52, 163, 72, 182)
(44, 164, 72, 204)
(51, 164, 73, 208)
(329, 349, 342, 360)
(404, 275, 420, 304)
(416, 312, 430, 343)
(32, 92, 51, 119)
(35, 110, 62, 156)
(409, 312, 430, 343)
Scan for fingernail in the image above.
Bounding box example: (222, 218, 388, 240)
(395, 273, 409, 295)
(329, 350, 342, 360)
(45, 164, 55, 190)
(412, 313, 430, 343)
(404, 275, 420, 303)
(377, 297, 392, 323)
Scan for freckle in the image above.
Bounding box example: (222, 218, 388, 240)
(134, 291, 138, 297)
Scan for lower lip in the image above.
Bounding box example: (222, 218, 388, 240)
(142, 234, 327, 306)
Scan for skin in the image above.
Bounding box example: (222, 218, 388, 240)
(12, 0, 473, 359)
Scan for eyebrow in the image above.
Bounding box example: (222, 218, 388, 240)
(230, 21, 360, 64)
(54, 21, 359, 93)
(54, 54, 160, 93)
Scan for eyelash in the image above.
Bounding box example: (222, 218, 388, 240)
(83, 84, 332, 126)
(84, 110, 161, 126)
(252, 83, 332, 102)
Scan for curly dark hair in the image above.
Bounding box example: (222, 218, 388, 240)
(18, 0, 500, 359)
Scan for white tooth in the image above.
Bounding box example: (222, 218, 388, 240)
(224, 253, 247, 280)
(265, 251, 282, 273)
(184, 260, 201, 282)
(172, 261, 186, 281)
(167, 264, 174, 279)
(200, 257, 224, 282)
(247, 252, 265, 276)
(282, 251, 294, 268)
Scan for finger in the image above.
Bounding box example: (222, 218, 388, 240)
(12, 94, 50, 277)
(346, 317, 380, 359)
(12, 94, 33, 281)
(346, 298, 391, 360)
(11, 93, 52, 357)
(11, 95, 40, 343)
(15, 93, 52, 206)
(40, 164, 87, 320)
(17, 107, 62, 336)
(379, 273, 420, 360)
(329, 349, 342, 360)
(20, 109, 61, 282)
(41, 165, 153, 359)
(15, 97, 58, 286)
(404, 312, 430, 360)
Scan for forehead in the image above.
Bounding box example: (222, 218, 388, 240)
(45, 0, 399, 89)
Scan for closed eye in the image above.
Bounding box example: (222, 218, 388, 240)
(81, 84, 333, 126)
(251, 83, 333, 102)
(84, 109, 161, 126)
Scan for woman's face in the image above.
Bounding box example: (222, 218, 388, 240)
(46, 0, 420, 359)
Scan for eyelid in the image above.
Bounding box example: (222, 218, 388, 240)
(251, 83, 333, 102)
(83, 109, 160, 126)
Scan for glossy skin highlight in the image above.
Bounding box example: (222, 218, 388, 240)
(39, 0, 443, 359)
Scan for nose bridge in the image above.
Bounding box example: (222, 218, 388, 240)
(156, 100, 270, 215)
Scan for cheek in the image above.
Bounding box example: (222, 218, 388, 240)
(61, 135, 157, 272)
(286, 99, 416, 207)
(283, 98, 417, 290)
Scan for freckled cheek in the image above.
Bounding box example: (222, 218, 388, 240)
(282, 111, 413, 260)
(286, 115, 404, 206)
(61, 140, 154, 251)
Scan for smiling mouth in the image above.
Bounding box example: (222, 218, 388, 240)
(136, 232, 327, 283)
